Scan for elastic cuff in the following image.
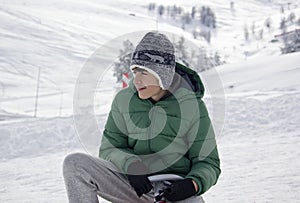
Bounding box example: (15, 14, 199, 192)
(186, 176, 202, 195)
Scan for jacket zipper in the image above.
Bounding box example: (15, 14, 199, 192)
(148, 102, 156, 152)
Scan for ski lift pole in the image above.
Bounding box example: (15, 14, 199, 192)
(34, 66, 41, 118)
(59, 91, 63, 117)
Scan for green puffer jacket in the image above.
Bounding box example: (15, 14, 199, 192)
(99, 63, 221, 195)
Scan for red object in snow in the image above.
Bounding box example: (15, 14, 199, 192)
(122, 72, 130, 88)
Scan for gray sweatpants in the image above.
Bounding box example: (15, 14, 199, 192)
(63, 153, 205, 203)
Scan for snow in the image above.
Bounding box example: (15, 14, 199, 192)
(0, 0, 300, 202)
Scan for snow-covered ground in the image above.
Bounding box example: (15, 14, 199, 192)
(1, 0, 300, 202)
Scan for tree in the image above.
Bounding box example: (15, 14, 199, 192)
(280, 29, 300, 54)
(264, 17, 272, 32)
(177, 6, 183, 15)
(191, 6, 197, 19)
(200, 6, 217, 28)
(244, 25, 249, 41)
(148, 3, 156, 11)
(280, 5, 285, 14)
(192, 29, 198, 39)
(251, 21, 256, 35)
(280, 17, 287, 32)
(181, 12, 192, 29)
(113, 40, 134, 82)
(259, 29, 264, 40)
(194, 48, 225, 72)
(200, 6, 207, 25)
(158, 5, 165, 16)
(175, 36, 190, 67)
(213, 52, 224, 66)
(196, 48, 208, 72)
(230, 1, 235, 11)
(199, 30, 211, 43)
(212, 12, 217, 28)
(170, 5, 178, 19)
(166, 6, 171, 16)
(288, 12, 296, 24)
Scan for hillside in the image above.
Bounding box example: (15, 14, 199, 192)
(0, 0, 299, 117)
(0, 0, 300, 202)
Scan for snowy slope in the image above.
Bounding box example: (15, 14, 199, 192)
(0, 0, 184, 117)
(0, 0, 299, 117)
(202, 52, 300, 202)
(1, 0, 300, 202)
(1, 52, 299, 203)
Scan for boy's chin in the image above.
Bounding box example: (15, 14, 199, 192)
(138, 96, 150, 100)
(138, 93, 150, 100)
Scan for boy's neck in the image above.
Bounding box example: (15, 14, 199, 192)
(150, 89, 168, 102)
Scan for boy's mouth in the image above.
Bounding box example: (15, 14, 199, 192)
(138, 87, 147, 91)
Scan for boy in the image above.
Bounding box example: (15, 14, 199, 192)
(63, 32, 220, 203)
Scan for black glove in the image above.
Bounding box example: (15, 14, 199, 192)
(163, 178, 197, 201)
(127, 161, 153, 197)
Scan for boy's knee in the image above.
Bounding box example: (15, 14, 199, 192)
(63, 153, 88, 175)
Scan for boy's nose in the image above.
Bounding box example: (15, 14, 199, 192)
(133, 73, 142, 84)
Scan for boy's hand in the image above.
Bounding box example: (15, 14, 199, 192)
(163, 178, 198, 201)
(127, 161, 153, 197)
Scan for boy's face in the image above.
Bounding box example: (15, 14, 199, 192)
(132, 68, 165, 101)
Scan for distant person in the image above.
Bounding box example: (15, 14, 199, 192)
(63, 32, 221, 203)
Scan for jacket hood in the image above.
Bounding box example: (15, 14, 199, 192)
(174, 62, 205, 97)
(128, 62, 205, 100)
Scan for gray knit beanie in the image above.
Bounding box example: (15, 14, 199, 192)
(130, 32, 176, 90)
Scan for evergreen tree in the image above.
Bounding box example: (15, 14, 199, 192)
(280, 5, 285, 14)
(288, 12, 296, 24)
(199, 30, 211, 43)
(230, 1, 235, 11)
(244, 25, 249, 41)
(200, 6, 216, 28)
(181, 12, 192, 29)
(264, 17, 272, 32)
(281, 29, 300, 54)
(175, 36, 190, 67)
(213, 52, 225, 66)
(196, 48, 207, 72)
(259, 29, 264, 40)
(113, 40, 134, 82)
(195, 49, 225, 72)
(166, 6, 171, 16)
(148, 3, 156, 11)
(170, 5, 177, 19)
(212, 12, 217, 28)
(192, 29, 198, 39)
(191, 6, 197, 19)
(251, 21, 256, 35)
(206, 31, 211, 43)
(280, 17, 287, 32)
(158, 5, 165, 16)
(177, 6, 183, 15)
(200, 6, 205, 24)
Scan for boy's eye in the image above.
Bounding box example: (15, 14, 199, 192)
(141, 72, 148, 75)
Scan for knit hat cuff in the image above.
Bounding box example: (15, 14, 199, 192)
(130, 64, 165, 90)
